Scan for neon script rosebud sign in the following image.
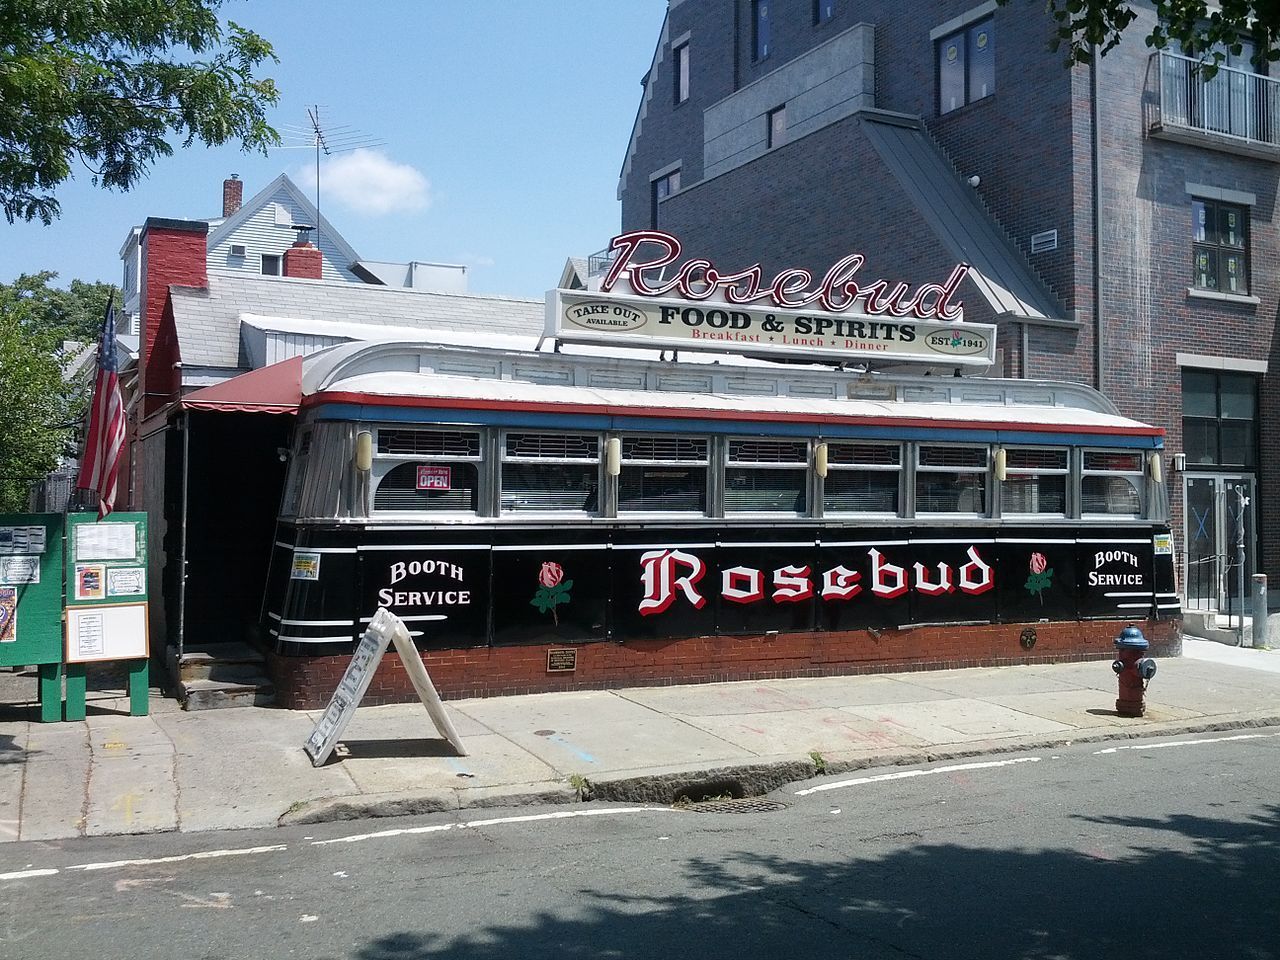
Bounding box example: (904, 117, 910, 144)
(600, 230, 970, 321)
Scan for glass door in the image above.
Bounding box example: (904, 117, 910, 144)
(1183, 474, 1255, 612)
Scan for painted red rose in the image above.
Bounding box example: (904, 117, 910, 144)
(539, 561, 564, 587)
(1030, 552, 1047, 574)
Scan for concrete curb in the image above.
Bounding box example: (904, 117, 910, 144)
(275, 712, 1280, 827)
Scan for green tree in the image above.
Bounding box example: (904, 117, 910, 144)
(1013, 0, 1280, 72)
(0, 273, 114, 512)
(0, 0, 279, 224)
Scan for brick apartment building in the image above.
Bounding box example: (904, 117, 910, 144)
(618, 0, 1280, 614)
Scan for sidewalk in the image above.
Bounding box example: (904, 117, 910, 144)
(2, 639, 1279, 842)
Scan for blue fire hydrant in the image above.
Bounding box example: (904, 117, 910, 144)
(1111, 625, 1157, 717)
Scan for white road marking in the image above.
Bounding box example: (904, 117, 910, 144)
(310, 806, 671, 846)
(1093, 732, 1280, 754)
(66, 844, 287, 872)
(795, 757, 1042, 796)
(0, 868, 58, 881)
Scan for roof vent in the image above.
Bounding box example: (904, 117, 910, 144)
(1030, 229, 1058, 254)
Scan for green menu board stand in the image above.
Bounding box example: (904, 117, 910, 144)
(64, 512, 150, 719)
(0, 514, 66, 722)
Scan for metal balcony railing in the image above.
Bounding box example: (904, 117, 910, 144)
(1153, 50, 1280, 149)
(586, 247, 618, 278)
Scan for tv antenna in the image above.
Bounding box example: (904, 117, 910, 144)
(275, 105, 384, 252)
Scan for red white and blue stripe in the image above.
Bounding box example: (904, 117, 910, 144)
(77, 298, 127, 518)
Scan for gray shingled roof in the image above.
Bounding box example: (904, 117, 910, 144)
(169, 273, 545, 368)
(859, 112, 1066, 323)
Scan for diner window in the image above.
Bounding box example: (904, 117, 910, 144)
(767, 105, 787, 148)
(725, 438, 807, 513)
(814, 0, 835, 25)
(373, 428, 482, 513)
(650, 169, 680, 229)
(501, 432, 600, 513)
(824, 442, 900, 514)
(261, 253, 281, 276)
(753, 0, 770, 60)
(915, 445, 987, 514)
(1000, 448, 1068, 516)
(674, 42, 690, 104)
(618, 436, 708, 513)
(1081, 451, 1144, 517)
(280, 428, 312, 518)
(1192, 199, 1249, 295)
(1182, 369, 1257, 468)
(937, 18, 994, 114)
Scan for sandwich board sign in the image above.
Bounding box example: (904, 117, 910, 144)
(304, 607, 466, 766)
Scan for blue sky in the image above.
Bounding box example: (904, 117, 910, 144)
(0, 1, 668, 300)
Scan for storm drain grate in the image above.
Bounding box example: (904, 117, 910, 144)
(679, 797, 789, 814)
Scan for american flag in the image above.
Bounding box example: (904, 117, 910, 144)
(77, 297, 127, 519)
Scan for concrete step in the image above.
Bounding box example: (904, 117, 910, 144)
(179, 677, 276, 711)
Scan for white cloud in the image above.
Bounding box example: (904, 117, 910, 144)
(298, 149, 430, 216)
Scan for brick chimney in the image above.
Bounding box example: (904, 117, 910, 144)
(139, 217, 208, 414)
(284, 228, 323, 279)
(222, 175, 243, 217)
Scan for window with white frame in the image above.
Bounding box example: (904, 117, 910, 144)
(915, 444, 988, 514)
(618, 435, 708, 513)
(261, 253, 282, 276)
(1000, 447, 1068, 516)
(501, 432, 600, 513)
(725, 438, 807, 513)
(824, 442, 900, 514)
(1081, 451, 1144, 517)
(373, 428, 482, 513)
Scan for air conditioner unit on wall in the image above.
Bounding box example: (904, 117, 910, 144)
(230, 244, 247, 257)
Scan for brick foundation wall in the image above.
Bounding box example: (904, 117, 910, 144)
(266, 617, 1181, 709)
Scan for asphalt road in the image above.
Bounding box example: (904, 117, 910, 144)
(2, 728, 1277, 960)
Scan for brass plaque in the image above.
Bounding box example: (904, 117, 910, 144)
(546, 648, 578, 673)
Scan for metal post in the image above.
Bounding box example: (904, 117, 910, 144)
(1252, 574, 1268, 649)
(177, 412, 190, 660)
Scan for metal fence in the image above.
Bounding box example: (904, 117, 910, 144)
(1155, 50, 1280, 147)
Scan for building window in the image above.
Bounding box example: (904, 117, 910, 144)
(767, 105, 787, 148)
(674, 42, 690, 104)
(915, 445, 987, 514)
(1192, 199, 1249, 295)
(824, 442, 900, 514)
(814, 0, 835, 25)
(1182, 370, 1258, 469)
(937, 18, 994, 115)
(619, 436, 708, 513)
(261, 253, 281, 276)
(725, 438, 807, 513)
(650, 169, 680, 229)
(1081, 451, 1144, 517)
(753, 0, 771, 61)
(1000, 448, 1068, 516)
(501, 432, 600, 513)
(372, 429, 483, 513)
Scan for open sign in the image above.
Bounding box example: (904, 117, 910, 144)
(416, 466, 452, 491)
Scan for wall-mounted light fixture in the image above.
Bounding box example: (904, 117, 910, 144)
(814, 441, 829, 479)
(1172, 452, 1186, 473)
(605, 437, 621, 477)
(355, 431, 373, 472)
(1148, 451, 1163, 485)
(994, 447, 1007, 481)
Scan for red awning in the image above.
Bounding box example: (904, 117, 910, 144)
(179, 355, 303, 415)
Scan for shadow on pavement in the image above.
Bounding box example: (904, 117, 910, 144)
(346, 803, 1280, 960)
